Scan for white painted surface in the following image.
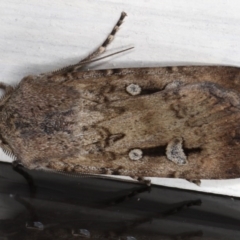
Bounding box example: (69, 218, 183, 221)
(1, 0, 240, 196)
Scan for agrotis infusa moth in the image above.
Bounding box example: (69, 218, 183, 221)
(2, 12, 240, 184)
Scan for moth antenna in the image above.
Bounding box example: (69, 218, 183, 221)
(1, 144, 16, 160)
(0, 83, 15, 106)
(50, 12, 128, 74)
(53, 47, 134, 74)
(79, 11, 128, 62)
(78, 47, 134, 65)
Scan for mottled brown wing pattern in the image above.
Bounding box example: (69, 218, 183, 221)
(1, 12, 240, 182)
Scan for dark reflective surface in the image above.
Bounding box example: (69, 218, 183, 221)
(0, 162, 240, 240)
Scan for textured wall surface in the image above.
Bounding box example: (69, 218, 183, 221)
(1, 0, 240, 196)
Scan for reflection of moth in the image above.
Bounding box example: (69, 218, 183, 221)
(1, 12, 240, 184)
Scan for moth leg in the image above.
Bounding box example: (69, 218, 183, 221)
(79, 11, 127, 63)
(11, 195, 44, 230)
(12, 161, 37, 197)
(102, 200, 201, 239)
(108, 185, 151, 205)
(162, 199, 202, 217)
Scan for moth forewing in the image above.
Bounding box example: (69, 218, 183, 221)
(1, 12, 240, 184)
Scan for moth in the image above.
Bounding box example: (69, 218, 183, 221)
(2, 12, 240, 184)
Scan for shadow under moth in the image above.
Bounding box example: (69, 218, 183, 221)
(2, 12, 240, 185)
